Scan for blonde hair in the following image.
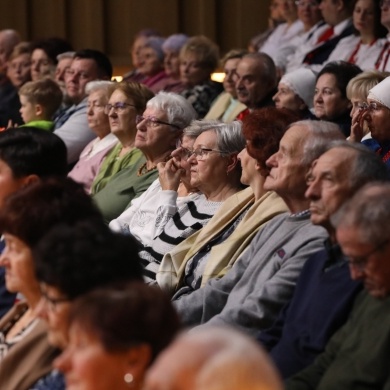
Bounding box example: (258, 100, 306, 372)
(346, 70, 390, 101)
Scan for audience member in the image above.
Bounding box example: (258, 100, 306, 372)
(173, 120, 343, 335)
(138, 120, 245, 281)
(286, 182, 390, 389)
(179, 36, 223, 117)
(91, 81, 154, 194)
(93, 92, 197, 223)
(373, 0, 390, 71)
(68, 80, 118, 192)
(6, 42, 32, 89)
(54, 49, 113, 165)
(55, 282, 180, 390)
(144, 327, 283, 390)
(273, 68, 316, 118)
(313, 61, 362, 136)
(54, 51, 76, 110)
(258, 141, 388, 378)
(18, 78, 63, 130)
(157, 108, 296, 296)
(0, 29, 21, 77)
(162, 33, 188, 92)
(30, 37, 73, 81)
(234, 53, 277, 117)
(205, 49, 248, 121)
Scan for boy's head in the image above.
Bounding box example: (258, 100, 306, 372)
(19, 78, 63, 123)
(0, 127, 67, 207)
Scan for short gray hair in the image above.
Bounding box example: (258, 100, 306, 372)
(85, 80, 116, 95)
(332, 183, 390, 245)
(296, 120, 345, 167)
(146, 92, 197, 131)
(57, 51, 75, 62)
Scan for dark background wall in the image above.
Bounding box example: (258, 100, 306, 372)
(0, 0, 270, 73)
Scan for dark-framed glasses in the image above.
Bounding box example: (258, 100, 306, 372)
(358, 102, 386, 112)
(87, 102, 105, 111)
(40, 289, 70, 311)
(104, 102, 136, 115)
(135, 115, 181, 130)
(190, 147, 230, 160)
(344, 238, 390, 271)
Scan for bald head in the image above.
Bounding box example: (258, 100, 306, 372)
(0, 29, 21, 74)
(144, 327, 283, 390)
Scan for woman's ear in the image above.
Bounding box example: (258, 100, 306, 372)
(21, 174, 40, 187)
(226, 153, 240, 174)
(123, 344, 152, 381)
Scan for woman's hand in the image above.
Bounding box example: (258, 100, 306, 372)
(350, 107, 368, 143)
(158, 159, 184, 191)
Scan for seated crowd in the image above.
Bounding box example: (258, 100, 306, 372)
(1, 0, 390, 386)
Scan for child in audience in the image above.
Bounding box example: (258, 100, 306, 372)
(18, 77, 62, 131)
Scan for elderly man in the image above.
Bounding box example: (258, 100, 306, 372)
(144, 327, 283, 390)
(258, 141, 389, 378)
(286, 183, 390, 389)
(54, 49, 113, 165)
(173, 120, 343, 336)
(234, 53, 277, 118)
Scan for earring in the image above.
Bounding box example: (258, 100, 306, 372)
(124, 373, 134, 387)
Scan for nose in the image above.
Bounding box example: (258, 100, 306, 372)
(272, 91, 279, 102)
(87, 105, 93, 115)
(349, 264, 366, 281)
(34, 297, 49, 320)
(53, 348, 72, 373)
(188, 152, 197, 165)
(305, 177, 321, 200)
(265, 152, 278, 169)
(314, 91, 323, 104)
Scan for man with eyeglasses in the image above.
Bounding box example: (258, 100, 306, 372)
(54, 49, 113, 165)
(286, 182, 390, 389)
(257, 141, 388, 379)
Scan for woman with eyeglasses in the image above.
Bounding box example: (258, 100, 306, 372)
(68, 80, 118, 193)
(0, 177, 113, 390)
(93, 92, 197, 224)
(91, 81, 154, 194)
(156, 108, 295, 298)
(139, 120, 247, 282)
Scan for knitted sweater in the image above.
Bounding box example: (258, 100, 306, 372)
(140, 195, 223, 283)
(173, 212, 328, 336)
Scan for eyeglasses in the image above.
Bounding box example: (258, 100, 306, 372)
(135, 115, 181, 130)
(40, 289, 70, 311)
(176, 147, 193, 160)
(189, 147, 230, 160)
(380, 0, 390, 8)
(294, 0, 319, 7)
(358, 102, 386, 112)
(104, 102, 137, 115)
(344, 238, 390, 271)
(87, 102, 105, 111)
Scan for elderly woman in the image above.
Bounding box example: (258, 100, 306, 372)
(54, 282, 180, 390)
(93, 91, 197, 223)
(140, 120, 247, 282)
(162, 33, 188, 93)
(68, 81, 118, 192)
(156, 108, 297, 296)
(6, 42, 32, 89)
(0, 178, 109, 390)
(347, 70, 389, 142)
(205, 49, 248, 122)
(313, 61, 362, 137)
(91, 81, 154, 194)
(179, 36, 223, 118)
(31, 37, 73, 81)
(273, 68, 316, 119)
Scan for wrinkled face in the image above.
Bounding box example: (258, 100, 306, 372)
(0, 159, 28, 208)
(0, 234, 39, 296)
(264, 125, 309, 200)
(170, 135, 196, 187)
(65, 58, 100, 104)
(31, 48, 54, 81)
(138, 47, 163, 77)
(187, 129, 231, 194)
(86, 89, 110, 137)
(363, 98, 390, 143)
(319, 0, 340, 25)
(7, 53, 31, 88)
(131, 36, 148, 69)
(238, 146, 258, 186)
(235, 58, 271, 108)
(55, 57, 73, 94)
(223, 58, 241, 97)
(180, 52, 211, 88)
(314, 73, 351, 120)
(337, 227, 390, 298)
(135, 107, 179, 156)
(55, 322, 130, 390)
(305, 148, 353, 229)
(297, 0, 322, 27)
(353, 0, 375, 35)
(35, 283, 72, 349)
(273, 82, 306, 111)
(19, 94, 37, 123)
(164, 48, 181, 78)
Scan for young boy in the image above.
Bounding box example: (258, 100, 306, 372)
(18, 77, 63, 131)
